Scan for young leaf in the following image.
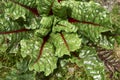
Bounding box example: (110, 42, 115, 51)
(50, 33, 81, 57)
(29, 42, 57, 76)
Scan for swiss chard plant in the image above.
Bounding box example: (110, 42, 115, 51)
(0, 0, 120, 80)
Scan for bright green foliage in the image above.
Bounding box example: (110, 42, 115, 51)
(20, 38, 42, 58)
(20, 37, 57, 76)
(50, 33, 81, 57)
(61, 1, 111, 27)
(29, 42, 58, 76)
(52, 20, 78, 33)
(0, 0, 120, 80)
(35, 16, 53, 36)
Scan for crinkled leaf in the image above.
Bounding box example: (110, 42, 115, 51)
(77, 24, 111, 42)
(63, 33, 81, 51)
(35, 16, 53, 37)
(15, 0, 37, 7)
(79, 46, 105, 80)
(50, 33, 69, 57)
(1, 0, 120, 79)
(0, 14, 31, 34)
(50, 33, 81, 57)
(20, 38, 57, 76)
(84, 57, 105, 80)
(37, 0, 54, 16)
(61, 1, 112, 27)
(4, 1, 26, 20)
(4, 1, 33, 20)
(0, 15, 23, 31)
(29, 42, 57, 76)
(24, 18, 41, 29)
(20, 38, 42, 58)
(52, 20, 78, 33)
(52, 1, 68, 18)
(98, 35, 115, 49)
(79, 46, 97, 58)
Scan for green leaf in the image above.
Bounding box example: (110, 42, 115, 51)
(77, 24, 111, 42)
(63, 33, 81, 51)
(24, 18, 41, 29)
(20, 38, 42, 58)
(1, 0, 120, 79)
(50, 33, 81, 57)
(20, 37, 57, 76)
(98, 35, 115, 49)
(61, 1, 112, 27)
(52, 1, 68, 18)
(15, 0, 37, 7)
(79, 46, 106, 80)
(4, 1, 31, 20)
(37, 0, 54, 16)
(35, 16, 53, 37)
(29, 42, 57, 76)
(52, 20, 78, 33)
(84, 57, 105, 80)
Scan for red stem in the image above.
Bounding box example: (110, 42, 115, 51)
(0, 28, 30, 35)
(60, 32, 69, 51)
(80, 21, 100, 26)
(48, 0, 55, 15)
(68, 18, 100, 26)
(58, 0, 62, 3)
(68, 18, 80, 23)
(34, 35, 49, 64)
(27, 8, 39, 16)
